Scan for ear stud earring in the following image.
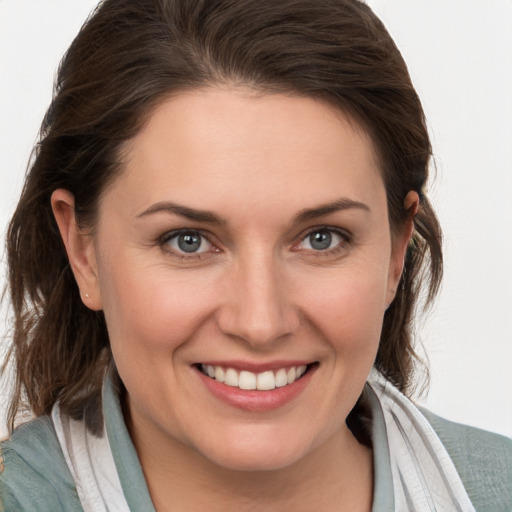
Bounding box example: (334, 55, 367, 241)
(85, 293, 90, 299)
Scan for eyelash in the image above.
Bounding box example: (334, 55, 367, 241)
(157, 226, 351, 260)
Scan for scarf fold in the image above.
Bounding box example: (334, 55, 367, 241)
(366, 369, 475, 512)
(52, 370, 475, 512)
(52, 406, 130, 512)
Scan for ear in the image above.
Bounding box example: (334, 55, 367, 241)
(51, 189, 103, 311)
(386, 191, 419, 308)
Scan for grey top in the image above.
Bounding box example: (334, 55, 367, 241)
(1, 379, 511, 511)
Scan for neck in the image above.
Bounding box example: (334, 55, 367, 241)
(127, 409, 373, 512)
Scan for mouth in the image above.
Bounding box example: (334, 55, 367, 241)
(195, 362, 318, 391)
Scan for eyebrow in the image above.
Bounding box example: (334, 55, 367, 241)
(136, 202, 226, 225)
(136, 197, 369, 225)
(294, 197, 370, 223)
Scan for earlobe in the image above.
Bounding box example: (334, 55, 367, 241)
(386, 191, 419, 307)
(404, 190, 419, 218)
(51, 189, 102, 311)
(401, 191, 419, 255)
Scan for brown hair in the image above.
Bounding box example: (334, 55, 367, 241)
(5, 0, 442, 431)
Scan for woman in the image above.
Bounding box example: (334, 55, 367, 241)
(1, 0, 510, 511)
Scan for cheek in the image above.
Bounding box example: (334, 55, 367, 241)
(97, 255, 219, 356)
(296, 265, 388, 351)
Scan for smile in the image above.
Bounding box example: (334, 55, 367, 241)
(199, 364, 309, 391)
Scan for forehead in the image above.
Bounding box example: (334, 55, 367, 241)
(107, 87, 386, 221)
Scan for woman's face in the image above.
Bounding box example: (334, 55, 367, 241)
(84, 88, 408, 471)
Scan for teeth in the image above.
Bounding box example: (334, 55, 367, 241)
(200, 364, 310, 390)
(214, 366, 225, 383)
(257, 371, 275, 391)
(239, 371, 257, 390)
(225, 368, 238, 387)
(275, 368, 288, 388)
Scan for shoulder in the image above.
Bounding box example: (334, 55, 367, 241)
(0, 415, 83, 512)
(421, 408, 512, 512)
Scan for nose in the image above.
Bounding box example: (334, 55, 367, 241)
(216, 253, 300, 348)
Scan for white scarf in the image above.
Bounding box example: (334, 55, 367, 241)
(52, 371, 475, 512)
(366, 369, 475, 511)
(52, 406, 130, 512)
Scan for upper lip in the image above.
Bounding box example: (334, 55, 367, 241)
(196, 360, 316, 372)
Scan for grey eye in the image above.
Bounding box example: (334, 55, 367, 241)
(298, 229, 345, 252)
(308, 230, 332, 250)
(177, 233, 202, 252)
(166, 231, 212, 254)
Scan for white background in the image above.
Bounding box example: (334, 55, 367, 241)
(1, 0, 511, 438)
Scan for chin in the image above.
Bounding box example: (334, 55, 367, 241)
(194, 427, 318, 473)
(207, 446, 303, 473)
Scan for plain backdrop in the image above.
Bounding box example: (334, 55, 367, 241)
(1, 0, 511, 438)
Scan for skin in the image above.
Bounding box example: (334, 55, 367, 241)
(52, 87, 417, 511)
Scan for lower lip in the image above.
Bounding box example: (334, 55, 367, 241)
(195, 366, 317, 412)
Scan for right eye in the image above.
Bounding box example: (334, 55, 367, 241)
(162, 230, 214, 255)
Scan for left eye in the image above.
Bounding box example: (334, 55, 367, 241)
(298, 229, 345, 251)
(165, 231, 212, 254)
